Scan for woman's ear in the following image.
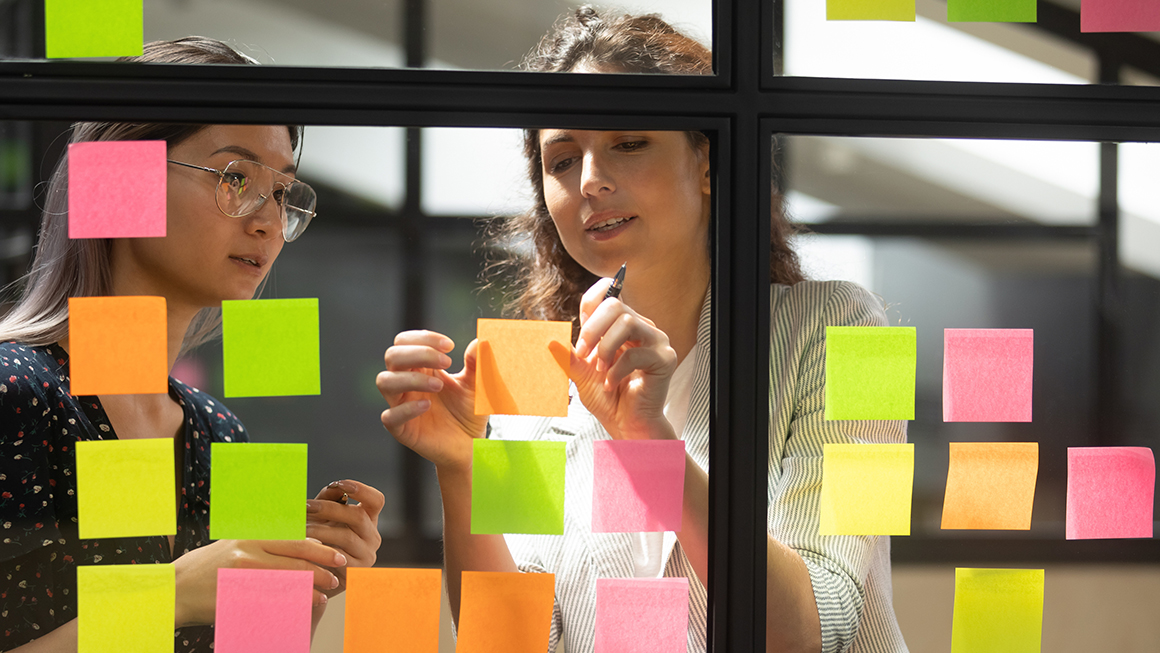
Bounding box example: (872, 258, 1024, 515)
(698, 143, 712, 196)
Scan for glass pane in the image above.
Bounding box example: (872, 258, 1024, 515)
(782, 0, 1097, 84)
(784, 136, 1099, 225)
(421, 127, 528, 216)
(428, 0, 711, 71)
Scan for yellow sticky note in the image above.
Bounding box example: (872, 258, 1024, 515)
(76, 439, 175, 539)
(942, 443, 1038, 530)
(77, 564, 175, 653)
(69, 296, 168, 395)
(820, 443, 914, 535)
(952, 568, 1044, 653)
(828, 0, 916, 20)
(475, 319, 571, 417)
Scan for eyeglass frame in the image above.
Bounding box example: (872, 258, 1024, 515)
(166, 158, 317, 242)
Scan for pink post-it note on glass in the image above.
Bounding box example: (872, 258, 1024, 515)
(943, 328, 1033, 423)
(68, 141, 166, 238)
(214, 569, 312, 653)
(593, 440, 686, 533)
(1081, 0, 1160, 32)
(595, 578, 689, 653)
(1066, 447, 1155, 540)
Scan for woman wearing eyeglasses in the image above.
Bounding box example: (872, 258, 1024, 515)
(0, 38, 382, 653)
(377, 7, 907, 653)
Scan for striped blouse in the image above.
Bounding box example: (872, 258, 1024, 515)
(490, 280, 909, 653)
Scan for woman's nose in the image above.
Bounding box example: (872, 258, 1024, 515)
(246, 193, 284, 240)
(580, 154, 615, 197)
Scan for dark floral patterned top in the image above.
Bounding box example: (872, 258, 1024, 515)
(0, 342, 248, 652)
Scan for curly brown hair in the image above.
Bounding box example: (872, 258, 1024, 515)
(486, 6, 803, 338)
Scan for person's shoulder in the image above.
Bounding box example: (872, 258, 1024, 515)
(771, 280, 887, 328)
(169, 378, 249, 443)
(0, 342, 65, 399)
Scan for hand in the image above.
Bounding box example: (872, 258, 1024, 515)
(173, 538, 347, 627)
(571, 278, 679, 440)
(376, 330, 489, 472)
(306, 479, 384, 597)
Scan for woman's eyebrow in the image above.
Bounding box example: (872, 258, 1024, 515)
(541, 133, 576, 149)
(211, 145, 297, 174)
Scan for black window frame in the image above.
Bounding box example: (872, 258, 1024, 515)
(4, 0, 1160, 650)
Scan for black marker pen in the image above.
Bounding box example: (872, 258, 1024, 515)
(604, 263, 626, 300)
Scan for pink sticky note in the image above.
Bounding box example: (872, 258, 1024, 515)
(68, 141, 166, 238)
(1066, 447, 1155, 540)
(595, 578, 689, 653)
(943, 329, 1033, 423)
(214, 569, 312, 653)
(1081, 0, 1160, 32)
(593, 440, 686, 533)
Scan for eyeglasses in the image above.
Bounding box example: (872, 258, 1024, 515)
(167, 159, 317, 242)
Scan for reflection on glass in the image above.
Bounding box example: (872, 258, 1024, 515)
(783, 0, 1094, 83)
(785, 136, 1098, 225)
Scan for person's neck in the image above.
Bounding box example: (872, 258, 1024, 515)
(617, 258, 709, 365)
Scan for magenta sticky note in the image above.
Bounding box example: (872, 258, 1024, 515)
(943, 328, 1033, 423)
(214, 568, 312, 653)
(593, 439, 686, 533)
(68, 141, 166, 238)
(1066, 447, 1155, 540)
(1081, 0, 1160, 32)
(595, 578, 689, 653)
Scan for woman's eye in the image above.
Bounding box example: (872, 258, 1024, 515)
(223, 172, 247, 193)
(617, 140, 647, 151)
(548, 157, 575, 174)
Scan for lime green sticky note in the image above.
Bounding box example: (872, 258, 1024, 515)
(76, 439, 175, 539)
(948, 0, 1035, 22)
(210, 443, 307, 540)
(828, 0, 915, 20)
(824, 326, 916, 420)
(45, 0, 143, 59)
(77, 564, 174, 653)
(952, 568, 1044, 653)
(471, 440, 566, 535)
(820, 443, 914, 535)
(222, 298, 321, 398)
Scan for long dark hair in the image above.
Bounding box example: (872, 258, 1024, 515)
(486, 6, 803, 335)
(0, 37, 302, 353)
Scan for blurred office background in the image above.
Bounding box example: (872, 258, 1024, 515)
(2, 0, 1159, 649)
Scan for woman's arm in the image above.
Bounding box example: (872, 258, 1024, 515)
(3, 620, 77, 653)
(376, 331, 516, 623)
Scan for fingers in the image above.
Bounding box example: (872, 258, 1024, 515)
(376, 370, 444, 398)
(578, 277, 616, 327)
(380, 401, 431, 433)
(261, 538, 348, 569)
(577, 301, 668, 369)
(604, 345, 677, 390)
(392, 330, 455, 352)
(382, 345, 453, 374)
(306, 481, 384, 549)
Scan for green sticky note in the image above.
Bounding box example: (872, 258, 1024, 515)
(222, 298, 321, 398)
(210, 443, 308, 540)
(827, 0, 915, 20)
(820, 443, 914, 535)
(77, 564, 174, 653)
(952, 568, 1044, 653)
(76, 439, 175, 539)
(824, 326, 916, 420)
(948, 0, 1036, 22)
(45, 0, 143, 59)
(471, 440, 566, 535)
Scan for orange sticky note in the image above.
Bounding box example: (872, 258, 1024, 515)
(69, 296, 167, 395)
(344, 568, 441, 653)
(942, 442, 1038, 530)
(457, 571, 555, 653)
(475, 319, 571, 417)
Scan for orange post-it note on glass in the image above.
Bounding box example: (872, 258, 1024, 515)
(69, 296, 168, 395)
(475, 318, 571, 417)
(941, 442, 1038, 530)
(68, 141, 166, 238)
(457, 571, 555, 653)
(344, 568, 441, 653)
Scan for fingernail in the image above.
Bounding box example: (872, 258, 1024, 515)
(595, 357, 605, 372)
(575, 338, 588, 357)
(440, 354, 453, 368)
(416, 399, 431, 411)
(306, 537, 322, 544)
(329, 573, 341, 589)
(314, 592, 328, 606)
(334, 552, 348, 567)
(306, 501, 320, 514)
(327, 480, 344, 488)
(428, 376, 443, 391)
(440, 338, 454, 351)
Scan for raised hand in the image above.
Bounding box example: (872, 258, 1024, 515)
(306, 479, 385, 597)
(376, 330, 489, 472)
(571, 278, 679, 441)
